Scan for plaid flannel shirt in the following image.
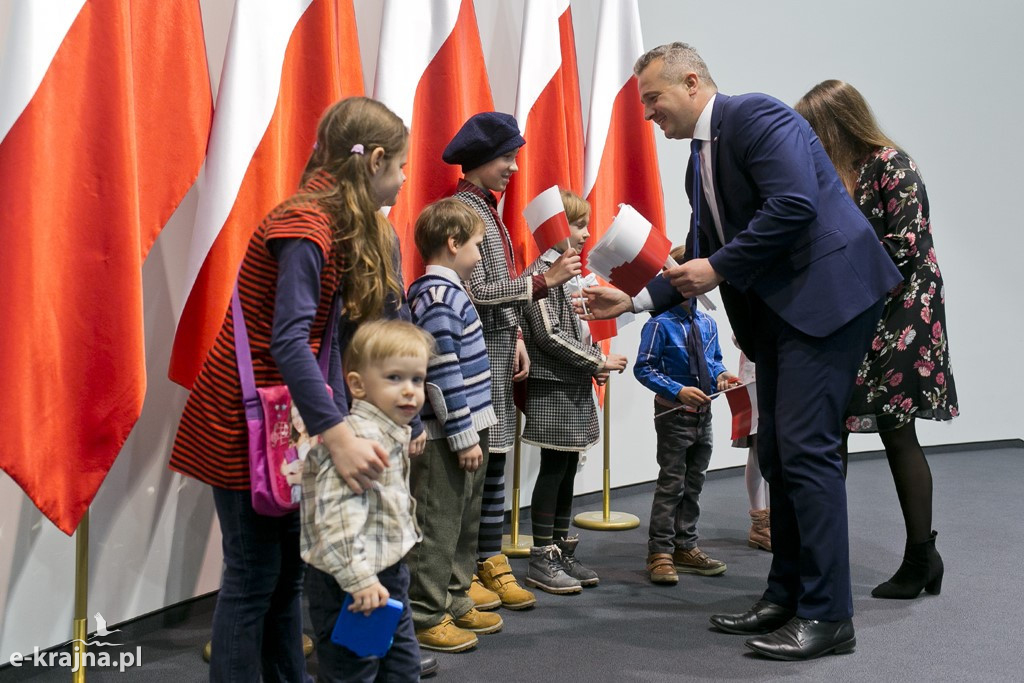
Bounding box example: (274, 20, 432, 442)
(300, 399, 420, 593)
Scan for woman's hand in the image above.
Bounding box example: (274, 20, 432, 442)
(321, 421, 388, 494)
(600, 353, 628, 374)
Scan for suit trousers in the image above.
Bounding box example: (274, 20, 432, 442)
(406, 429, 490, 629)
(753, 296, 884, 621)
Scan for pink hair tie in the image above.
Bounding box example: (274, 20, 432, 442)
(350, 143, 365, 155)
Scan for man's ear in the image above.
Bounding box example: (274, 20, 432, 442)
(346, 370, 366, 399)
(368, 146, 386, 175)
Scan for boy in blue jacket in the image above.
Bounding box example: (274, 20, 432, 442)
(634, 246, 739, 586)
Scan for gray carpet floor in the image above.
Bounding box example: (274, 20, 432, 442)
(3, 444, 1022, 682)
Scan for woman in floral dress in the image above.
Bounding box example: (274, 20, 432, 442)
(796, 80, 958, 601)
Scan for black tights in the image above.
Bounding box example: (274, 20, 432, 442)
(530, 449, 580, 546)
(840, 420, 933, 544)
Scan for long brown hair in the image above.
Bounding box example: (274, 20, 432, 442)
(300, 97, 407, 322)
(795, 80, 897, 192)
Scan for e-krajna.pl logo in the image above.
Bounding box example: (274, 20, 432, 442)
(7, 612, 142, 673)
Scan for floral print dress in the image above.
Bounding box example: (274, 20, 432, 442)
(846, 147, 959, 433)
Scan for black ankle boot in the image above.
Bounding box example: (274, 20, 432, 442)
(871, 530, 943, 599)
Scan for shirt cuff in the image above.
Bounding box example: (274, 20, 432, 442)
(632, 289, 654, 313)
(531, 273, 549, 301)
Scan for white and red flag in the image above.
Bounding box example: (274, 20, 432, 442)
(522, 185, 572, 253)
(169, 0, 364, 389)
(500, 0, 585, 270)
(725, 381, 759, 441)
(0, 0, 212, 534)
(374, 0, 494, 285)
(581, 0, 666, 326)
(586, 204, 672, 296)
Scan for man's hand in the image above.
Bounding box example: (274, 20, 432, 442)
(512, 336, 530, 381)
(543, 248, 582, 288)
(457, 444, 484, 472)
(410, 431, 427, 457)
(676, 386, 711, 407)
(716, 371, 742, 392)
(573, 286, 632, 320)
(321, 421, 388, 494)
(348, 581, 390, 616)
(666, 258, 724, 298)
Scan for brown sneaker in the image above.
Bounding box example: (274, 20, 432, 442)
(673, 546, 727, 576)
(453, 607, 503, 634)
(477, 554, 537, 610)
(469, 574, 501, 610)
(647, 552, 679, 585)
(416, 615, 479, 653)
(748, 508, 772, 552)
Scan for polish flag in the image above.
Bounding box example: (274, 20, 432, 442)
(587, 204, 671, 296)
(582, 0, 665, 295)
(725, 382, 759, 441)
(168, 0, 364, 388)
(500, 0, 584, 270)
(522, 186, 572, 253)
(0, 0, 212, 534)
(374, 0, 494, 285)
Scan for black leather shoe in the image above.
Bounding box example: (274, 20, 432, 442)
(745, 617, 856, 661)
(709, 600, 795, 635)
(420, 653, 439, 678)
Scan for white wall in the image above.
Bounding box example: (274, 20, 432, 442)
(1, 0, 1020, 660)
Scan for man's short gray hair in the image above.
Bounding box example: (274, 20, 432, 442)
(634, 42, 716, 88)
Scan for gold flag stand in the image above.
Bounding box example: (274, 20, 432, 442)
(72, 510, 89, 682)
(501, 410, 532, 557)
(574, 378, 640, 530)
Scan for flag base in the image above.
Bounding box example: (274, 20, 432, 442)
(572, 510, 640, 531)
(501, 533, 534, 558)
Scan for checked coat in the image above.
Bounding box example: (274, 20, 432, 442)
(520, 251, 604, 452)
(455, 185, 541, 453)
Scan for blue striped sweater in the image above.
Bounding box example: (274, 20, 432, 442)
(408, 270, 497, 451)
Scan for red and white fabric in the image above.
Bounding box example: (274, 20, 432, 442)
(726, 381, 759, 442)
(169, 0, 364, 389)
(586, 204, 672, 296)
(500, 0, 584, 270)
(0, 0, 212, 534)
(522, 185, 572, 253)
(373, 0, 494, 285)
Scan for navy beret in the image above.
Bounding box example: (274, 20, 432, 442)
(442, 112, 525, 171)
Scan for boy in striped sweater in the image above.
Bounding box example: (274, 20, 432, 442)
(405, 199, 501, 653)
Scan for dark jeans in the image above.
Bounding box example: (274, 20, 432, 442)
(648, 403, 713, 554)
(305, 562, 421, 682)
(210, 487, 311, 683)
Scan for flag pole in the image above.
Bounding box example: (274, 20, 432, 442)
(573, 377, 640, 530)
(502, 410, 532, 557)
(72, 509, 89, 682)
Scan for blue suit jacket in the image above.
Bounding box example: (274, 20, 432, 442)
(647, 93, 902, 355)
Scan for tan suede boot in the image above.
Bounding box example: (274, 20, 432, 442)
(748, 508, 771, 552)
(477, 553, 537, 610)
(468, 573, 502, 610)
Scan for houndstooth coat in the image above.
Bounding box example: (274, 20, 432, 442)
(520, 251, 604, 452)
(455, 187, 537, 453)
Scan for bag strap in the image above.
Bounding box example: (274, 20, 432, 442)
(232, 283, 340, 421)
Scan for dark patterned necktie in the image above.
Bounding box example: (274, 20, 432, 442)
(687, 139, 713, 395)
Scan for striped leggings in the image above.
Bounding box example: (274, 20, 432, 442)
(477, 451, 506, 559)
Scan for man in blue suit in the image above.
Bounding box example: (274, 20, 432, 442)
(581, 43, 902, 660)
